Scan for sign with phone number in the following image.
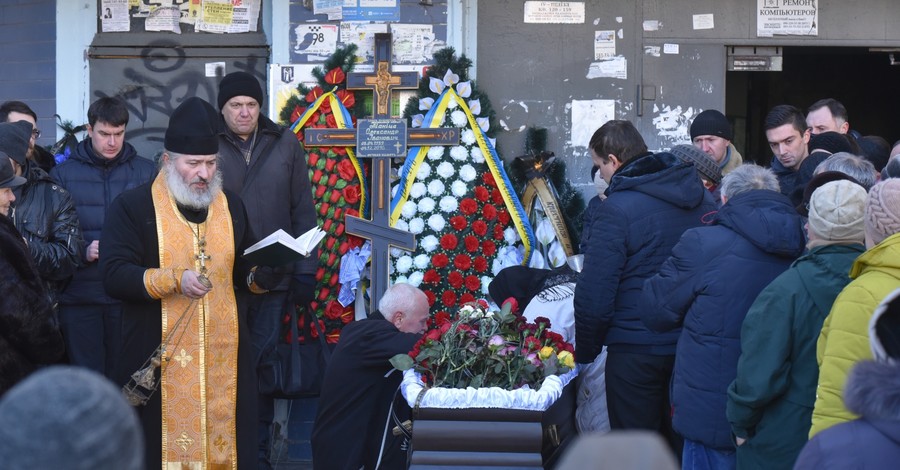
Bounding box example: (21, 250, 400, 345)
(294, 24, 339, 57)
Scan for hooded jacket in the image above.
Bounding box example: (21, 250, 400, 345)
(641, 189, 806, 450)
(50, 139, 156, 305)
(574, 152, 717, 363)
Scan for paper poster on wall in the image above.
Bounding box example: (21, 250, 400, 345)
(268, 64, 319, 121)
(390, 24, 437, 64)
(101, 0, 130, 32)
(146, 6, 182, 33)
(314, 0, 343, 19)
(594, 30, 616, 59)
(757, 0, 818, 37)
(340, 22, 389, 62)
(570, 99, 615, 148)
(523, 1, 585, 24)
(693, 14, 714, 30)
(197, 0, 259, 34)
(294, 24, 339, 60)
(343, 0, 400, 22)
(586, 56, 627, 80)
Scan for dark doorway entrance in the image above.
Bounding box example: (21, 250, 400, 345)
(726, 46, 900, 165)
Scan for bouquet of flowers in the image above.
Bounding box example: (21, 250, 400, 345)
(391, 299, 575, 392)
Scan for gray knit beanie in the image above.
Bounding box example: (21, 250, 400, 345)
(808, 180, 866, 243)
(0, 366, 144, 470)
(866, 179, 900, 247)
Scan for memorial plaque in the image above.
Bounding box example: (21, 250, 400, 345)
(356, 119, 408, 159)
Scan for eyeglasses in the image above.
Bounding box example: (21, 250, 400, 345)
(31, 129, 41, 139)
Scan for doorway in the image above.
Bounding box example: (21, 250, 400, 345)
(726, 46, 900, 165)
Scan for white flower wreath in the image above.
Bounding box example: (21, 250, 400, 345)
(401, 200, 417, 219)
(416, 162, 432, 181)
(421, 235, 439, 252)
(418, 197, 436, 213)
(436, 161, 455, 179)
(451, 180, 467, 197)
(439, 196, 459, 213)
(409, 217, 425, 234)
(427, 180, 445, 197)
(459, 164, 476, 182)
(410, 181, 427, 199)
(427, 214, 447, 232)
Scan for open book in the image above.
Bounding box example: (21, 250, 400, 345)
(243, 226, 326, 266)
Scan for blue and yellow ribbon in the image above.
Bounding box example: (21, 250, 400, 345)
(390, 88, 535, 264)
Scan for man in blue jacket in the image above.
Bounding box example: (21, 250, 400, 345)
(51, 97, 156, 378)
(574, 120, 717, 454)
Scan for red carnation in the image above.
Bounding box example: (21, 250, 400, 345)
(337, 89, 356, 108)
(434, 311, 452, 326)
(423, 269, 440, 284)
(424, 290, 436, 306)
(453, 254, 472, 270)
(460, 198, 478, 215)
(459, 293, 475, 304)
(447, 271, 464, 289)
(473, 256, 488, 272)
(325, 67, 346, 85)
(534, 316, 552, 330)
(464, 235, 479, 253)
(492, 188, 504, 205)
(493, 225, 504, 240)
(337, 158, 356, 181)
(483, 204, 497, 221)
(440, 234, 459, 250)
(523, 336, 541, 352)
(464, 275, 481, 292)
(342, 185, 360, 204)
(481, 240, 496, 257)
(432, 253, 450, 268)
(483, 173, 497, 188)
(472, 220, 488, 236)
(450, 215, 467, 231)
(442, 290, 457, 307)
(498, 209, 511, 225)
(474, 186, 489, 202)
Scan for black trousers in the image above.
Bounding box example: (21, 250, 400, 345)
(604, 351, 682, 457)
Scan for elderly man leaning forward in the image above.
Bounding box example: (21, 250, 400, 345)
(312, 283, 430, 470)
(690, 109, 743, 177)
(101, 97, 260, 469)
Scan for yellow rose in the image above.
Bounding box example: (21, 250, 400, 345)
(557, 350, 575, 369)
(539, 346, 554, 360)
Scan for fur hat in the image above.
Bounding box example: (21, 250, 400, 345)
(807, 180, 867, 243)
(0, 153, 25, 189)
(808, 131, 853, 155)
(217, 71, 264, 110)
(0, 121, 33, 165)
(165, 97, 220, 155)
(669, 144, 723, 185)
(865, 179, 900, 247)
(0, 366, 144, 469)
(690, 109, 733, 141)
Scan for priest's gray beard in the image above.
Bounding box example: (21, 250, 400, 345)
(165, 162, 223, 210)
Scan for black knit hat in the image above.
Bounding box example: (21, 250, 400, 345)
(165, 97, 220, 155)
(217, 71, 264, 110)
(0, 121, 33, 165)
(808, 131, 853, 155)
(690, 109, 733, 141)
(0, 153, 26, 189)
(670, 144, 723, 185)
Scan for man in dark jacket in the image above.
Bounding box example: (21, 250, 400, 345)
(727, 178, 867, 470)
(642, 164, 806, 468)
(0, 100, 57, 174)
(311, 283, 429, 470)
(573, 120, 717, 454)
(0, 120, 83, 306)
(765, 104, 813, 199)
(215, 71, 319, 467)
(50, 97, 156, 378)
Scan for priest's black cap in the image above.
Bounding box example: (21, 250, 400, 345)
(165, 97, 220, 155)
(0, 121, 33, 165)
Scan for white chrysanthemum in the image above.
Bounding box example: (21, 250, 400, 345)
(410, 182, 427, 199)
(407, 271, 424, 287)
(394, 274, 409, 285)
(390, 247, 404, 257)
(421, 235, 439, 252)
(451, 180, 467, 197)
(394, 219, 409, 232)
(447, 96, 459, 109)
(481, 276, 492, 295)
(436, 161, 455, 179)
(427, 180, 445, 197)
(409, 217, 425, 234)
(401, 201, 417, 219)
(450, 110, 467, 127)
(449, 146, 468, 162)
(492, 258, 504, 276)
(417, 197, 436, 213)
(470, 146, 485, 163)
(413, 254, 430, 270)
(461, 129, 476, 146)
(439, 196, 458, 212)
(416, 162, 432, 181)
(427, 145, 445, 161)
(396, 255, 413, 274)
(459, 164, 477, 182)
(504, 227, 519, 244)
(428, 214, 446, 231)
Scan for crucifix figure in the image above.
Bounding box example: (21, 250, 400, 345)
(304, 33, 460, 312)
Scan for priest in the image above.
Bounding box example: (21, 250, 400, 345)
(101, 97, 258, 468)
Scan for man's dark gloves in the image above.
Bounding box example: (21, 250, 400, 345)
(290, 274, 317, 307)
(252, 265, 291, 291)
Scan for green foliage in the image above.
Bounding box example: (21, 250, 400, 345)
(278, 44, 362, 126)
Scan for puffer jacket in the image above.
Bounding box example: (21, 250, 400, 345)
(641, 189, 806, 450)
(727, 244, 864, 470)
(218, 114, 317, 289)
(10, 160, 83, 303)
(573, 152, 717, 363)
(811, 232, 900, 437)
(50, 139, 156, 305)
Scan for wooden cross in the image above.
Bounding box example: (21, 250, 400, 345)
(304, 33, 459, 312)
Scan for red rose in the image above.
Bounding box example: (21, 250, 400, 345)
(483, 204, 497, 221)
(440, 234, 459, 250)
(309, 319, 326, 338)
(498, 210, 511, 225)
(493, 225, 504, 240)
(450, 215, 467, 231)
(424, 290, 436, 307)
(481, 240, 496, 257)
(491, 188, 504, 205)
(346, 208, 359, 218)
(315, 185, 327, 198)
(472, 220, 488, 236)
(337, 89, 356, 108)
(337, 159, 356, 181)
(342, 185, 360, 204)
(503, 297, 519, 313)
(442, 290, 457, 307)
(320, 99, 333, 115)
(426, 328, 442, 342)
(324, 300, 344, 320)
(483, 173, 497, 188)
(332, 146, 347, 156)
(326, 112, 337, 127)
(473, 256, 488, 272)
(432, 253, 449, 268)
(459, 293, 475, 304)
(305, 86, 324, 103)
(474, 186, 489, 202)
(464, 235, 479, 253)
(326, 160, 337, 172)
(464, 275, 481, 292)
(453, 254, 471, 270)
(447, 271, 464, 288)
(460, 198, 478, 215)
(423, 269, 441, 284)
(325, 67, 346, 85)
